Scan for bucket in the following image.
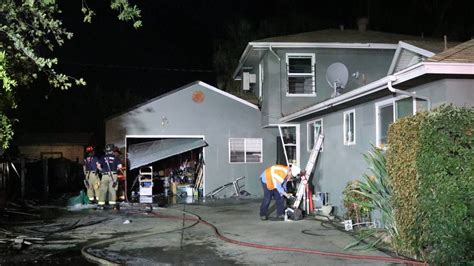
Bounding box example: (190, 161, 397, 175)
(185, 186, 193, 196)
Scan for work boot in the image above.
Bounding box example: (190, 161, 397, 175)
(260, 216, 268, 221)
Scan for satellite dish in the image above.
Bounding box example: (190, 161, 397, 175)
(326, 63, 349, 97)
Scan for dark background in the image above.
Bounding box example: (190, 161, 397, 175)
(14, 0, 474, 145)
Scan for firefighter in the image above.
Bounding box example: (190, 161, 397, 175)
(98, 144, 122, 208)
(113, 147, 126, 201)
(83, 146, 100, 203)
(259, 164, 302, 220)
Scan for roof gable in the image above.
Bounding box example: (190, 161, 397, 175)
(106, 81, 259, 121)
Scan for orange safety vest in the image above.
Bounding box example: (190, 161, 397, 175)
(264, 164, 289, 190)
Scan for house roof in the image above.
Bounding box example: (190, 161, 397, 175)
(403, 40, 458, 54)
(105, 81, 259, 121)
(427, 39, 474, 63)
(254, 29, 431, 44)
(17, 133, 92, 146)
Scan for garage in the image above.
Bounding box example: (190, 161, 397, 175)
(105, 81, 278, 200)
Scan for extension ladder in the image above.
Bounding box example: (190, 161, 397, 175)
(290, 134, 324, 211)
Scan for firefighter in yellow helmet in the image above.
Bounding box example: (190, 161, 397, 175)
(83, 146, 100, 203)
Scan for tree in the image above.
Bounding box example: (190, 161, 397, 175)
(0, 0, 141, 150)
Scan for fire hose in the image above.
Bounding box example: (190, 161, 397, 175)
(81, 206, 427, 265)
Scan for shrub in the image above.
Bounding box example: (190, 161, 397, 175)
(342, 180, 372, 222)
(346, 146, 397, 250)
(416, 105, 474, 263)
(387, 112, 427, 257)
(387, 104, 474, 263)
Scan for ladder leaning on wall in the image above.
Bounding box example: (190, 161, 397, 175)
(288, 134, 324, 215)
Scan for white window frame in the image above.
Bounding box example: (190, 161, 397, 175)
(307, 118, 323, 152)
(258, 62, 264, 99)
(375, 95, 423, 147)
(228, 138, 263, 164)
(375, 98, 395, 148)
(343, 109, 356, 145)
(286, 53, 316, 97)
(277, 124, 300, 166)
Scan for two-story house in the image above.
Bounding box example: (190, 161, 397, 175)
(233, 29, 474, 214)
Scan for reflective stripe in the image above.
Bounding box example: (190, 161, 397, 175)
(264, 165, 288, 190)
(88, 197, 94, 201)
(98, 201, 105, 205)
(109, 201, 116, 205)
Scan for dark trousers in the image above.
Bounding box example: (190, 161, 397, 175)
(260, 181, 285, 217)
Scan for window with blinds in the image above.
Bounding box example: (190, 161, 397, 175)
(229, 138, 262, 163)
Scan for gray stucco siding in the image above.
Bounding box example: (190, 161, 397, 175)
(105, 82, 275, 196)
(296, 77, 473, 215)
(258, 47, 395, 127)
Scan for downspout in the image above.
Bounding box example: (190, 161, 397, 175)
(387, 75, 431, 110)
(269, 46, 281, 61)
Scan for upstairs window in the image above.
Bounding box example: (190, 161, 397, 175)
(286, 54, 315, 96)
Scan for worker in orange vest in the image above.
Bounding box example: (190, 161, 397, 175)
(259, 164, 302, 220)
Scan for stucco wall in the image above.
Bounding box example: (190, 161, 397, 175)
(297, 78, 473, 215)
(257, 48, 395, 126)
(106, 82, 278, 196)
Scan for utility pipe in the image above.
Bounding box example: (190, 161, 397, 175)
(387, 75, 431, 110)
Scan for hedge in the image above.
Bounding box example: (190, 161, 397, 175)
(387, 112, 427, 258)
(387, 105, 473, 263)
(416, 105, 473, 263)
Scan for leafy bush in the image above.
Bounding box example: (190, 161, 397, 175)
(387, 104, 473, 263)
(342, 180, 372, 222)
(416, 105, 474, 263)
(346, 146, 397, 250)
(387, 112, 427, 257)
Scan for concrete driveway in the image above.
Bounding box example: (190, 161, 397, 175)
(1, 198, 411, 265)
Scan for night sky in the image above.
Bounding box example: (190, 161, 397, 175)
(15, 0, 474, 144)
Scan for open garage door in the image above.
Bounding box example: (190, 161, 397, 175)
(125, 136, 207, 204)
(128, 138, 208, 170)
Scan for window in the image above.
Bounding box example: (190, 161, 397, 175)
(286, 54, 315, 96)
(343, 110, 356, 145)
(229, 138, 262, 163)
(278, 125, 300, 165)
(307, 119, 323, 152)
(376, 96, 424, 147)
(395, 97, 413, 119)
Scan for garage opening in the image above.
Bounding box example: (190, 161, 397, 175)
(125, 136, 207, 204)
